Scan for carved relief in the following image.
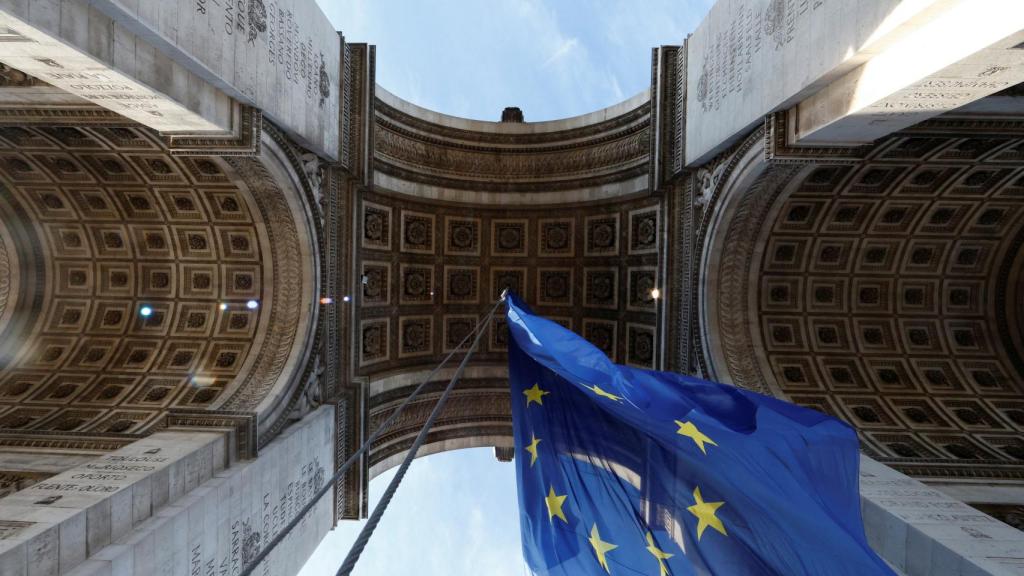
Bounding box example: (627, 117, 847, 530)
(490, 268, 526, 302)
(361, 262, 391, 306)
(361, 201, 391, 250)
(360, 319, 389, 367)
(583, 268, 618, 310)
(445, 216, 480, 256)
(355, 191, 662, 380)
(444, 315, 478, 352)
(399, 264, 434, 305)
(628, 207, 659, 254)
(584, 213, 620, 256)
(626, 324, 656, 369)
(491, 219, 527, 257)
(538, 218, 574, 257)
(398, 316, 433, 359)
(400, 210, 435, 254)
(444, 266, 479, 304)
(373, 99, 650, 194)
(537, 269, 573, 307)
(627, 267, 658, 311)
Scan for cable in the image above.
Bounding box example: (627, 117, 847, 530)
(334, 296, 502, 576)
(239, 296, 505, 576)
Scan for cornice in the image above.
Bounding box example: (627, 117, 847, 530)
(371, 93, 652, 198)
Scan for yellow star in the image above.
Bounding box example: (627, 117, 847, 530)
(687, 486, 727, 540)
(525, 435, 541, 467)
(585, 384, 622, 402)
(674, 420, 717, 455)
(588, 524, 618, 574)
(544, 485, 568, 524)
(523, 383, 549, 407)
(645, 532, 674, 576)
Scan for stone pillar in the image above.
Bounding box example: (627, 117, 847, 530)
(0, 406, 335, 576)
(684, 0, 1024, 165)
(860, 456, 1024, 576)
(0, 430, 227, 576)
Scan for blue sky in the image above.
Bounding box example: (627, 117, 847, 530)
(300, 2, 713, 574)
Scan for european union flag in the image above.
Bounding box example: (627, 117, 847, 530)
(507, 295, 895, 575)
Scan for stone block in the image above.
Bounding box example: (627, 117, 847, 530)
(85, 500, 111, 555)
(25, 524, 58, 576)
(107, 489, 132, 545)
(0, 541, 26, 576)
(58, 510, 87, 573)
(90, 545, 132, 576)
(130, 477, 151, 528)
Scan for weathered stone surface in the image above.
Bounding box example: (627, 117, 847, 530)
(861, 456, 1024, 575)
(0, 0, 339, 158)
(0, 0, 233, 133)
(93, 0, 341, 158)
(685, 0, 1024, 164)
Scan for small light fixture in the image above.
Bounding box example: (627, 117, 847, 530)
(650, 288, 661, 300)
(320, 297, 334, 305)
(246, 300, 259, 309)
(139, 306, 153, 317)
(342, 295, 351, 303)
(219, 303, 228, 311)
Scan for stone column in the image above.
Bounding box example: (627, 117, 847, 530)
(0, 406, 335, 576)
(0, 430, 227, 576)
(860, 456, 1024, 576)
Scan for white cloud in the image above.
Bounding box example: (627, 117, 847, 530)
(543, 37, 580, 68)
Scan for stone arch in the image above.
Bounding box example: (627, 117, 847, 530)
(699, 125, 1024, 480)
(355, 90, 665, 475)
(0, 121, 321, 454)
(365, 366, 513, 479)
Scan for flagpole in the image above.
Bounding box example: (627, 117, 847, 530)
(237, 295, 504, 576)
(334, 290, 507, 576)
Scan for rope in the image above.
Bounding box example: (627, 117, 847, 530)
(239, 296, 504, 576)
(335, 296, 502, 576)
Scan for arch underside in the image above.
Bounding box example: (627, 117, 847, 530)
(356, 91, 665, 476)
(701, 123, 1024, 480)
(0, 120, 318, 454)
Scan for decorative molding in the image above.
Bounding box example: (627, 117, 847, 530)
(764, 110, 870, 165)
(237, 122, 329, 451)
(0, 108, 131, 125)
(689, 126, 767, 378)
(372, 95, 650, 194)
(649, 45, 683, 191)
(0, 64, 44, 87)
(220, 152, 305, 418)
(0, 431, 136, 452)
(334, 383, 365, 521)
(165, 105, 262, 157)
(340, 42, 374, 183)
(164, 409, 257, 460)
(353, 191, 661, 379)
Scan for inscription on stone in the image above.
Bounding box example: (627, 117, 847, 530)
(695, 0, 828, 114)
(202, 456, 326, 576)
(194, 0, 329, 107)
(0, 520, 34, 540)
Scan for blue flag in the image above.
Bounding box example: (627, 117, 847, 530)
(506, 295, 894, 576)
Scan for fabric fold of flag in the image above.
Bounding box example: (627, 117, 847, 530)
(506, 294, 895, 576)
